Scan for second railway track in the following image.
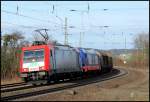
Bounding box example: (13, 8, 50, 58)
(1, 82, 26, 89)
(1, 67, 127, 101)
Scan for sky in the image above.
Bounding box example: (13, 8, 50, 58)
(1, 1, 149, 50)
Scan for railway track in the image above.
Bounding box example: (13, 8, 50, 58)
(1, 68, 127, 101)
(1, 82, 26, 89)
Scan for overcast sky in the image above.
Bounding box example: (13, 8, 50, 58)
(1, 1, 149, 50)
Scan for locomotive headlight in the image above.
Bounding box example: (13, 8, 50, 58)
(23, 68, 29, 72)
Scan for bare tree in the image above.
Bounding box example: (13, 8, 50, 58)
(134, 32, 149, 50)
(134, 32, 149, 67)
(1, 31, 25, 79)
(2, 31, 24, 48)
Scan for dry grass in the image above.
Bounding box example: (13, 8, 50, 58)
(113, 51, 149, 70)
(1, 77, 23, 85)
(22, 67, 149, 101)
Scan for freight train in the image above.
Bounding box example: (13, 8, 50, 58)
(19, 41, 113, 85)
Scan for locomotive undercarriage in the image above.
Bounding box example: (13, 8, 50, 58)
(21, 71, 48, 83)
(21, 67, 112, 86)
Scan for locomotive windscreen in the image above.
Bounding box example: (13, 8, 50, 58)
(23, 49, 44, 63)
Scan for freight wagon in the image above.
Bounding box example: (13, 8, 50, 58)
(19, 41, 113, 85)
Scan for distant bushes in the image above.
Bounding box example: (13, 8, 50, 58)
(113, 32, 149, 69)
(1, 46, 21, 79)
(127, 50, 149, 68)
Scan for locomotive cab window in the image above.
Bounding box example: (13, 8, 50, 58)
(23, 49, 44, 63)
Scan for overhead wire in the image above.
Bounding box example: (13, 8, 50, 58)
(2, 4, 57, 17)
(2, 21, 60, 31)
(2, 22, 39, 29)
(2, 5, 145, 30)
(2, 9, 61, 26)
(1, 4, 66, 28)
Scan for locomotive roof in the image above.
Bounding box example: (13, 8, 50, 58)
(54, 45, 74, 50)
